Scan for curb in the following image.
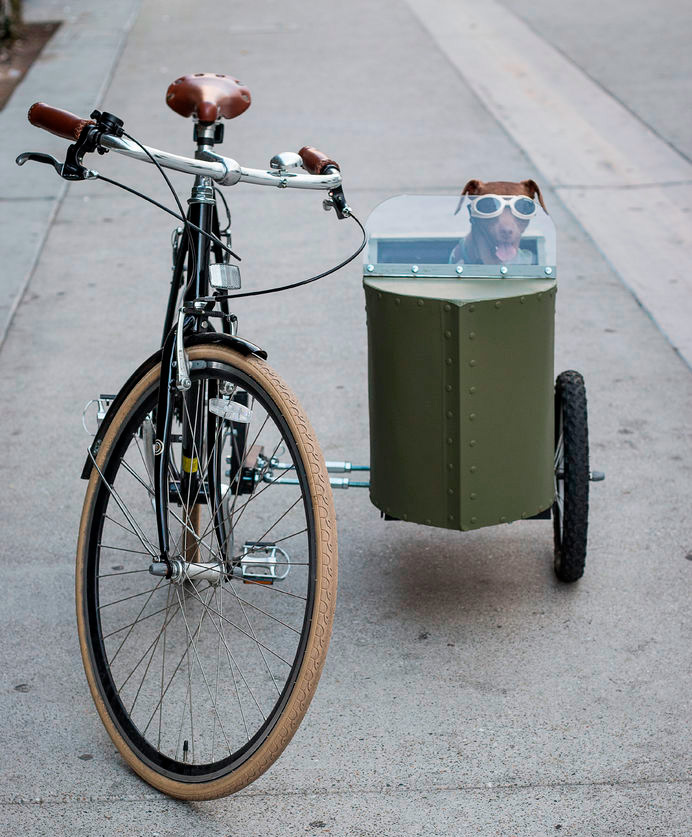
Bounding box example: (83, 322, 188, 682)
(0, 0, 141, 350)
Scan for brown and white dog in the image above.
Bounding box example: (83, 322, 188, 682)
(450, 179, 548, 265)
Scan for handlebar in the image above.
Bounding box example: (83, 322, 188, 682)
(22, 102, 344, 194)
(298, 146, 340, 175)
(27, 102, 95, 141)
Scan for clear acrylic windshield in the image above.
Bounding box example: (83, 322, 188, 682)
(364, 194, 556, 279)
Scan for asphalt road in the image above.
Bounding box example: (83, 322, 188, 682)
(1, 0, 690, 834)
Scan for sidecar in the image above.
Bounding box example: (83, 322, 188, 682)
(363, 194, 596, 581)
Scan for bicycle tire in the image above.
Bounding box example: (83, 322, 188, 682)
(76, 344, 337, 799)
(552, 370, 589, 583)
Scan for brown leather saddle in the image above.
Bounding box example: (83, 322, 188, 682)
(165, 73, 251, 123)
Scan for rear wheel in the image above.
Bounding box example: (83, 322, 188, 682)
(553, 370, 589, 582)
(76, 345, 337, 799)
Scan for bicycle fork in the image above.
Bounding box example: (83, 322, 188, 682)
(153, 177, 225, 575)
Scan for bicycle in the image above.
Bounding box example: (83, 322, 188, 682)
(17, 73, 364, 800)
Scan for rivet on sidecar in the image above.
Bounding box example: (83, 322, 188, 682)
(366, 264, 374, 272)
(544, 266, 553, 275)
(411, 265, 419, 273)
(500, 266, 508, 275)
(456, 265, 464, 274)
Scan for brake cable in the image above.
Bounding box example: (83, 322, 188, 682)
(213, 213, 366, 301)
(93, 129, 367, 300)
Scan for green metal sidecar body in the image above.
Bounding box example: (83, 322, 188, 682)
(364, 195, 558, 531)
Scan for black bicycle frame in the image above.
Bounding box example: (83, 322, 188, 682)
(153, 179, 226, 567)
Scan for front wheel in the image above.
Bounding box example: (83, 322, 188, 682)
(553, 370, 589, 582)
(76, 345, 337, 799)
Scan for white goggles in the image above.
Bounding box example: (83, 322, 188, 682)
(467, 194, 537, 220)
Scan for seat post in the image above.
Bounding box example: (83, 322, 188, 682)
(194, 120, 224, 151)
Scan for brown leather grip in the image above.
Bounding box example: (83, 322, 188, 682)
(27, 102, 95, 141)
(298, 146, 340, 175)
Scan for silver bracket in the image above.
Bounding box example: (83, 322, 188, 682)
(175, 309, 191, 391)
(171, 225, 184, 267)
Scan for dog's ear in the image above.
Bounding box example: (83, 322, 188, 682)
(521, 179, 548, 213)
(455, 179, 483, 215)
(461, 179, 483, 195)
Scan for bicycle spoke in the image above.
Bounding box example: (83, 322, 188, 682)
(185, 582, 267, 723)
(89, 449, 157, 556)
(175, 584, 232, 756)
(220, 586, 302, 635)
(97, 543, 153, 558)
(184, 583, 293, 667)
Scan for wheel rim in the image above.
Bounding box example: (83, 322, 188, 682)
(83, 361, 318, 781)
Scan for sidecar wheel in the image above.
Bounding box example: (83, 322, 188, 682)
(553, 371, 589, 583)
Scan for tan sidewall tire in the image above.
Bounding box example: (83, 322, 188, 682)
(76, 346, 337, 800)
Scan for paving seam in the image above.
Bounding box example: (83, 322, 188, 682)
(494, 0, 692, 167)
(3, 776, 690, 805)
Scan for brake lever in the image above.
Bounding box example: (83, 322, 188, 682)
(323, 185, 351, 220)
(319, 165, 351, 220)
(16, 151, 65, 174)
(16, 149, 98, 181)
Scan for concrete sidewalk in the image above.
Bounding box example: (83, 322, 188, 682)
(0, 0, 140, 347)
(1, 0, 690, 835)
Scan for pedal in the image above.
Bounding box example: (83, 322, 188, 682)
(240, 542, 290, 584)
(209, 263, 241, 290)
(82, 394, 116, 435)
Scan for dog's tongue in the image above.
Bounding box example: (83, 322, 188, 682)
(495, 243, 518, 263)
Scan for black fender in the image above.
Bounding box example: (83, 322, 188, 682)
(80, 332, 267, 479)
